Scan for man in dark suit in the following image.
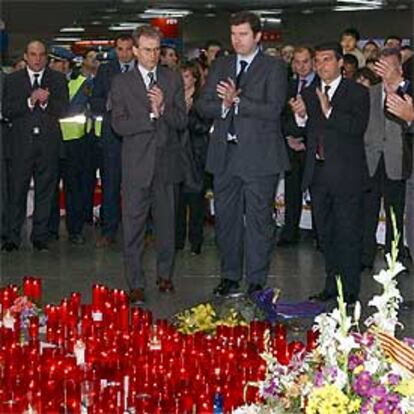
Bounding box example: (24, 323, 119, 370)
(111, 25, 187, 303)
(90, 34, 135, 248)
(290, 42, 370, 303)
(2, 40, 68, 252)
(279, 46, 317, 246)
(197, 11, 289, 296)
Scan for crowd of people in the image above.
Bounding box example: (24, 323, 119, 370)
(1, 11, 413, 306)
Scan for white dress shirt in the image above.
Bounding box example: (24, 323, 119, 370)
(27, 67, 47, 110)
(295, 75, 343, 126)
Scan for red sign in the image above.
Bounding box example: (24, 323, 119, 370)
(151, 18, 179, 38)
(262, 30, 282, 43)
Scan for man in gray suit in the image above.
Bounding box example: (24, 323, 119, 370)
(362, 48, 412, 269)
(197, 11, 289, 296)
(111, 25, 187, 303)
(386, 87, 414, 263)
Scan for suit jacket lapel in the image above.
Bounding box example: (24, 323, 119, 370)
(239, 52, 263, 89)
(330, 78, 347, 107)
(132, 66, 147, 93)
(41, 68, 50, 89)
(23, 69, 33, 93)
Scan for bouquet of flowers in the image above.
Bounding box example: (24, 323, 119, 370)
(3, 295, 47, 331)
(235, 220, 414, 414)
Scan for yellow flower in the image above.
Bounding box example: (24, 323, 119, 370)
(353, 365, 364, 375)
(396, 379, 414, 397)
(306, 385, 351, 414)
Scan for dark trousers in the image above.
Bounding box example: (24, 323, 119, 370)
(214, 174, 278, 286)
(123, 178, 176, 290)
(310, 162, 363, 298)
(1, 157, 11, 242)
(82, 133, 102, 224)
(100, 133, 122, 238)
(49, 139, 85, 237)
(362, 158, 406, 266)
(9, 140, 59, 244)
(176, 185, 205, 250)
(281, 149, 305, 241)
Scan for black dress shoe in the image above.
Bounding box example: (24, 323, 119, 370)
(1, 241, 19, 252)
(277, 238, 298, 247)
(309, 291, 335, 302)
(33, 241, 49, 252)
(213, 279, 240, 296)
(247, 284, 263, 295)
(69, 234, 85, 245)
(190, 245, 201, 256)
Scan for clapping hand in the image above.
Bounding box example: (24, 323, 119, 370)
(216, 78, 240, 109)
(374, 58, 403, 93)
(289, 95, 307, 118)
(386, 92, 414, 123)
(148, 85, 164, 118)
(316, 88, 331, 117)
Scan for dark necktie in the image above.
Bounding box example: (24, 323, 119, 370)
(298, 79, 307, 94)
(324, 84, 331, 100)
(316, 84, 332, 160)
(228, 60, 248, 143)
(32, 73, 40, 90)
(122, 64, 129, 73)
(147, 71, 156, 90)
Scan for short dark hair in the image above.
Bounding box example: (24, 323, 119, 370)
(132, 25, 162, 46)
(356, 67, 380, 86)
(180, 60, 202, 92)
(343, 54, 358, 68)
(315, 42, 343, 60)
(229, 11, 262, 35)
(293, 46, 314, 58)
(363, 40, 379, 50)
(380, 47, 402, 63)
(341, 28, 360, 41)
(385, 35, 402, 46)
(115, 33, 133, 45)
(160, 45, 178, 57)
(205, 40, 222, 50)
(25, 39, 47, 54)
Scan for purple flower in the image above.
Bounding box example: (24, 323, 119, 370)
(369, 385, 387, 399)
(353, 371, 374, 397)
(387, 373, 401, 386)
(314, 371, 324, 387)
(373, 393, 401, 414)
(348, 353, 364, 370)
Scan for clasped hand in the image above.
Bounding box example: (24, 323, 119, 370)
(216, 78, 241, 109)
(147, 85, 164, 118)
(30, 88, 49, 106)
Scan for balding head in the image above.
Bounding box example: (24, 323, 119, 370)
(24, 40, 47, 72)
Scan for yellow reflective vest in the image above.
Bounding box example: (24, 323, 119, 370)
(59, 75, 88, 141)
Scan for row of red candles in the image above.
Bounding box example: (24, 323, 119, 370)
(0, 280, 319, 413)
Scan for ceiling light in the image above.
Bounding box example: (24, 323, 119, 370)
(60, 27, 85, 33)
(260, 17, 282, 24)
(109, 23, 144, 31)
(334, 5, 381, 11)
(53, 37, 82, 42)
(251, 9, 282, 15)
(143, 8, 192, 17)
(337, 0, 383, 4)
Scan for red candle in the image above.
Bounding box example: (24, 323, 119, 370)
(119, 304, 129, 332)
(23, 277, 33, 298)
(29, 316, 39, 341)
(31, 278, 42, 302)
(70, 292, 81, 316)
